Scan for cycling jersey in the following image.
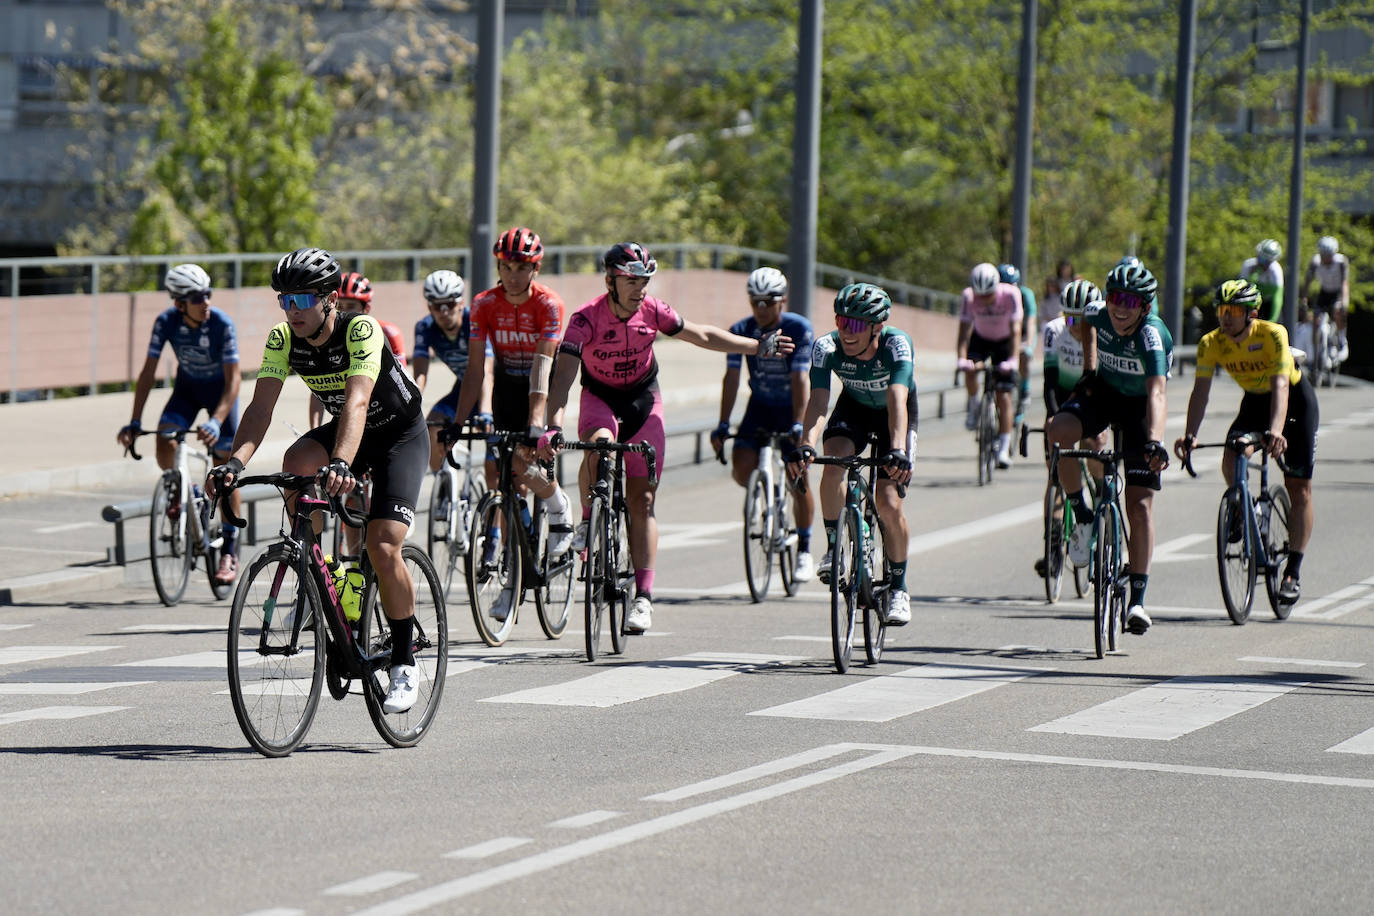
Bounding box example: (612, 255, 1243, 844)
(1018, 285, 1038, 346)
(560, 293, 684, 392)
(1306, 253, 1349, 294)
(469, 282, 565, 376)
(959, 284, 1023, 341)
(1240, 258, 1284, 322)
(378, 320, 408, 369)
(1041, 317, 1085, 412)
(725, 312, 814, 406)
(1195, 318, 1301, 394)
(147, 307, 240, 381)
(810, 327, 916, 415)
(258, 313, 421, 430)
(412, 310, 474, 379)
(1082, 302, 1173, 397)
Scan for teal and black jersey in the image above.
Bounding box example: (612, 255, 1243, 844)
(1082, 302, 1173, 397)
(810, 326, 916, 413)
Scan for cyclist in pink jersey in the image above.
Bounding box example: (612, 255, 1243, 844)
(539, 242, 794, 633)
(956, 261, 1023, 467)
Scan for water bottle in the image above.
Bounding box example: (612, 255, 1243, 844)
(325, 553, 347, 600)
(341, 567, 364, 623)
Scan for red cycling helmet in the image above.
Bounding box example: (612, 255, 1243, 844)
(493, 227, 544, 264)
(337, 271, 373, 308)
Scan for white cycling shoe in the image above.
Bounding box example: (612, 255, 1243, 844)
(793, 552, 815, 583)
(885, 589, 911, 626)
(1068, 523, 1093, 568)
(1125, 605, 1152, 635)
(383, 664, 418, 714)
(625, 596, 652, 633)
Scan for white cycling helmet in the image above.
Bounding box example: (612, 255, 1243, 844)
(1318, 235, 1339, 256)
(1256, 238, 1281, 262)
(165, 263, 212, 299)
(746, 267, 788, 300)
(1060, 279, 1103, 316)
(970, 262, 999, 295)
(423, 269, 465, 303)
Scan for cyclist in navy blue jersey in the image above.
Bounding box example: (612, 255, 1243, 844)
(411, 269, 493, 471)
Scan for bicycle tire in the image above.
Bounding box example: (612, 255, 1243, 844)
(1217, 488, 1255, 625)
(362, 545, 448, 748)
(1092, 508, 1118, 659)
(1107, 506, 1124, 653)
(743, 469, 773, 602)
(427, 471, 462, 600)
(1263, 485, 1294, 619)
(862, 504, 889, 666)
(149, 471, 192, 606)
(226, 543, 325, 757)
(534, 503, 574, 639)
(1043, 482, 1066, 604)
(584, 498, 610, 662)
(468, 492, 520, 646)
(977, 395, 995, 486)
(779, 511, 799, 598)
(198, 493, 233, 601)
(830, 509, 860, 673)
(609, 503, 631, 656)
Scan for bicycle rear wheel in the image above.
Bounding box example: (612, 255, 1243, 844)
(609, 505, 631, 655)
(1217, 488, 1255, 625)
(862, 507, 889, 666)
(362, 545, 448, 748)
(227, 543, 325, 757)
(467, 492, 520, 646)
(1043, 483, 1066, 604)
(830, 509, 861, 673)
(427, 471, 463, 600)
(1262, 485, 1293, 619)
(743, 469, 774, 602)
(583, 498, 610, 661)
(976, 396, 996, 486)
(1092, 510, 1119, 659)
(534, 505, 574, 639)
(150, 471, 192, 606)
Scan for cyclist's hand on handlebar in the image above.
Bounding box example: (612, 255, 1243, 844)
(957, 357, 976, 373)
(318, 457, 356, 497)
(882, 448, 913, 486)
(475, 411, 494, 434)
(206, 457, 243, 499)
(1263, 429, 1288, 458)
(1173, 433, 1196, 463)
(1144, 440, 1169, 473)
(536, 425, 563, 461)
(117, 420, 142, 449)
(996, 358, 1019, 375)
(785, 444, 815, 479)
(197, 417, 221, 447)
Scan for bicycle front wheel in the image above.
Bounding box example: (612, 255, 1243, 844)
(584, 498, 610, 661)
(862, 507, 889, 666)
(427, 471, 463, 600)
(608, 505, 631, 656)
(468, 492, 520, 646)
(1263, 485, 1294, 619)
(1092, 510, 1120, 659)
(1217, 489, 1255, 625)
(362, 545, 448, 748)
(227, 544, 325, 757)
(830, 509, 861, 673)
(743, 469, 773, 602)
(1043, 482, 1066, 604)
(150, 471, 192, 605)
(534, 506, 574, 639)
(977, 397, 996, 486)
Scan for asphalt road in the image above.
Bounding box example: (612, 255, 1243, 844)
(3, 385, 1374, 915)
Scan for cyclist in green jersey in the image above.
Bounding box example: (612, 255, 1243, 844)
(1240, 239, 1285, 323)
(999, 263, 1038, 423)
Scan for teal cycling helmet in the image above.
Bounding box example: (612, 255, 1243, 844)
(1104, 262, 1157, 301)
(834, 282, 892, 323)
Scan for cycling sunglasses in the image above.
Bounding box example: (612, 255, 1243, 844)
(1216, 303, 1249, 320)
(751, 297, 782, 309)
(176, 291, 210, 305)
(429, 299, 459, 312)
(278, 292, 322, 311)
(837, 315, 873, 334)
(1106, 289, 1150, 310)
(1064, 315, 1080, 327)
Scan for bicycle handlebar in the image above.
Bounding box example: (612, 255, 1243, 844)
(215, 472, 367, 531)
(809, 453, 908, 498)
(560, 438, 659, 487)
(123, 427, 200, 462)
(1180, 432, 1291, 478)
(438, 423, 488, 470)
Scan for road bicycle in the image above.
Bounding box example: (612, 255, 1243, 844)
(1050, 435, 1129, 659)
(717, 431, 803, 602)
(560, 438, 657, 662)
(217, 473, 447, 757)
(1021, 424, 1095, 604)
(126, 428, 232, 606)
(1183, 431, 1294, 624)
(465, 431, 575, 647)
(810, 441, 902, 673)
(960, 363, 1002, 486)
(1309, 305, 1345, 388)
(428, 424, 486, 599)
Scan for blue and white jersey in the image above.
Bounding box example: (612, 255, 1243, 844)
(725, 312, 813, 406)
(412, 310, 476, 379)
(147, 307, 239, 382)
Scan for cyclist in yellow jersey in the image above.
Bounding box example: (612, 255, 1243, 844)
(1174, 279, 1319, 602)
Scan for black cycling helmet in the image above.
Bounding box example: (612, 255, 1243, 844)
(603, 242, 658, 278)
(271, 247, 342, 294)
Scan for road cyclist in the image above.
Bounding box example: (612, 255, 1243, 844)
(710, 266, 818, 584)
(539, 241, 794, 634)
(308, 270, 408, 429)
(206, 246, 429, 715)
(997, 263, 1038, 425)
(1241, 238, 1285, 322)
(1047, 260, 1173, 637)
(1302, 235, 1351, 383)
(116, 262, 243, 586)
(957, 262, 1023, 469)
(786, 282, 916, 628)
(1173, 278, 1318, 605)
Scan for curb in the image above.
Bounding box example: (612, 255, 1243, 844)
(0, 566, 126, 605)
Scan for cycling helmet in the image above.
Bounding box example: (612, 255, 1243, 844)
(271, 247, 342, 294)
(833, 282, 891, 324)
(997, 263, 1021, 285)
(1214, 278, 1261, 311)
(746, 267, 788, 300)
(1318, 235, 1339, 256)
(165, 263, 212, 299)
(603, 242, 658, 278)
(1059, 279, 1103, 316)
(1116, 255, 1142, 269)
(970, 262, 999, 295)
(1256, 238, 1282, 262)
(493, 226, 544, 264)
(337, 271, 373, 305)
(1104, 261, 1157, 301)
(423, 269, 465, 303)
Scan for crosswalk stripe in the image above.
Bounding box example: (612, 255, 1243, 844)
(0, 646, 119, 666)
(1327, 728, 1374, 755)
(323, 872, 417, 896)
(0, 682, 150, 695)
(1029, 676, 1308, 740)
(0, 706, 128, 725)
(750, 663, 1051, 722)
(1240, 656, 1364, 669)
(479, 652, 804, 708)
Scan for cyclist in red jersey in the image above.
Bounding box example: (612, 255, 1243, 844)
(308, 271, 407, 428)
(539, 242, 794, 633)
(450, 227, 576, 621)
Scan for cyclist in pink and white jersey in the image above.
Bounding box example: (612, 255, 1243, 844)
(956, 261, 1023, 467)
(540, 242, 794, 634)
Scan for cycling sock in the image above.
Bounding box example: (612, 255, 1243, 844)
(635, 568, 654, 595)
(1129, 573, 1149, 608)
(548, 487, 571, 522)
(388, 616, 415, 667)
(1068, 490, 1091, 521)
(888, 560, 907, 591)
(796, 527, 812, 554)
(581, 504, 592, 521)
(222, 524, 238, 554)
(823, 519, 837, 549)
(1284, 551, 1304, 580)
(997, 433, 1011, 451)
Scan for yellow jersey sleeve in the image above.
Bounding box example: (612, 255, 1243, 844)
(345, 315, 383, 381)
(259, 323, 293, 381)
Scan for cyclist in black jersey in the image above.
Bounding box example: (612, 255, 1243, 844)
(206, 247, 427, 715)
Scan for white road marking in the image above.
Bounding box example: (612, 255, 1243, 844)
(121, 651, 231, 668)
(0, 706, 128, 725)
(772, 635, 830, 643)
(0, 646, 119, 666)
(1327, 728, 1374, 755)
(242, 909, 304, 916)
(479, 652, 803, 708)
(655, 521, 740, 551)
(751, 663, 1050, 722)
(1029, 676, 1308, 740)
(120, 624, 224, 633)
(323, 872, 418, 896)
(1240, 656, 1364, 668)
(0, 623, 33, 631)
(32, 521, 101, 535)
(1292, 582, 1374, 620)
(0, 682, 149, 695)
(644, 744, 858, 803)
(548, 810, 622, 829)
(1150, 532, 1212, 564)
(443, 837, 532, 860)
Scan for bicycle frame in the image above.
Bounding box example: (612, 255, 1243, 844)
(129, 427, 225, 605)
(1051, 438, 1128, 658)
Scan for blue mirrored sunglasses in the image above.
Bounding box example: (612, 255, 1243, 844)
(278, 292, 320, 311)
